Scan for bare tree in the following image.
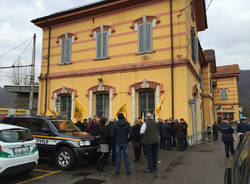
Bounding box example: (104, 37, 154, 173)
(8, 66, 30, 85)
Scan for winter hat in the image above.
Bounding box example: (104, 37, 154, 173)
(118, 113, 125, 120)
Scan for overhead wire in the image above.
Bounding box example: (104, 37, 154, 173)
(206, 0, 214, 11)
(0, 37, 32, 59)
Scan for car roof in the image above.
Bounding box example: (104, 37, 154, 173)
(0, 123, 27, 131)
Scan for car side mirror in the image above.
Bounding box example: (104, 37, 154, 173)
(41, 128, 51, 134)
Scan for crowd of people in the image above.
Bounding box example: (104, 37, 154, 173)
(75, 113, 189, 175)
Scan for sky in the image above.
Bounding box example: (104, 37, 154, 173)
(0, 0, 249, 86)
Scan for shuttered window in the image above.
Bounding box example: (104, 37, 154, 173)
(138, 90, 155, 118)
(210, 80, 213, 93)
(96, 31, 108, 59)
(221, 89, 227, 100)
(138, 22, 153, 54)
(191, 29, 198, 63)
(60, 95, 72, 119)
(96, 93, 109, 118)
(61, 38, 72, 64)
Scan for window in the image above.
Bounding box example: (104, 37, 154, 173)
(223, 113, 234, 121)
(210, 80, 213, 93)
(138, 90, 155, 118)
(60, 95, 72, 119)
(30, 119, 49, 133)
(96, 31, 108, 59)
(61, 34, 72, 64)
(191, 28, 198, 63)
(138, 22, 153, 54)
(221, 89, 227, 100)
(96, 93, 109, 118)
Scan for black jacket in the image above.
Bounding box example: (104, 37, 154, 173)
(132, 124, 141, 143)
(111, 120, 133, 144)
(92, 122, 100, 136)
(162, 123, 172, 138)
(158, 122, 164, 137)
(180, 122, 188, 135)
(212, 124, 219, 133)
(100, 125, 110, 144)
(220, 122, 234, 143)
(237, 122, 248, 133)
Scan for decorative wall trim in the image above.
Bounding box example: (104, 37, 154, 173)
(56, 32, 78, 44)
(128, 80, 164, 95)
(130, 15, 160, 30)
(89, 25, 115, 37)
(86, 84, 117, 98)
(52, 86, 78, 99)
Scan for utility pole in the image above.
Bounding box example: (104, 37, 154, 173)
(29, 33, 36, 115)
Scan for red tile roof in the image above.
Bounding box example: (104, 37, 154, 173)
(212, 64, 240, 78)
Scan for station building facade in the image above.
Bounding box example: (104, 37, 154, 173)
(32, 0, 213, 145)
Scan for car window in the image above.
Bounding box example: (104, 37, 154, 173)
(0, 128, 34, 142)
(233, 139, 248, 184)
(30, 119, 49, 133)
(50, 120, 80, 132)
(2, 118, 31, 129)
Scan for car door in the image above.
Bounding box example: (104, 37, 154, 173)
(30, 118, 54, 157)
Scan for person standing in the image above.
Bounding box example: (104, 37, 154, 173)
(212, 122, 219, 141)
(237, 117, 248, 142)
(107, 118, 116, 163)
(132, 119, 142, 161)
(111, 113, 133, 175)
(96, 118, 110, 172)
(158, 118, 164, 150)
(180, 118, 188, 149)
(140, 113, 159, 173)
(163, 119, 172, 150)
(87, 115, 98, 135)
(174, 119, 185, 151)
(220, 120, 235, 158)
(169, 118, 176, 148)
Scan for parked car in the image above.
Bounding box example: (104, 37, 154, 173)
(224, 132, 249, 184)
(0, 123, 39, 176)
(2, 116, 100, 170)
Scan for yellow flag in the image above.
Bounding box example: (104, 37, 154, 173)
(142, 113, 145, 123)
(116, 103, 127, 117)
(74, 100, 85, 121)
(46, 108, 58, 117)
(156, 93, 167, 117)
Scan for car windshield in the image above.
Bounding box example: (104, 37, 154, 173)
(0, 128, 34, 142)
(50, 119, 80, 132)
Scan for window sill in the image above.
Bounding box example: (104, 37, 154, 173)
(93, 57, 110, 61)
(57, 63, 72, 66)
(136, 50, 156, 55)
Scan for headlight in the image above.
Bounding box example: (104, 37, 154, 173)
(79, 140, 91, 146)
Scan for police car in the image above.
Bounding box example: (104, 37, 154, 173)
(2, 116, 100, 170)
(0, 124, 39, 176)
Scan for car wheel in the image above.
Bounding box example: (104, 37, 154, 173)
(21, 168, 34, 175)
(55, 147, 75, 170)
(224, 168, 232, 184)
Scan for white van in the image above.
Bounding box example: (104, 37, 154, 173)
(0, 124, 39, 176)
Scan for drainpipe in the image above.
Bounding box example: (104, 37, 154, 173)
(44, 23, 51, 115)
(170, 0, 174, 119)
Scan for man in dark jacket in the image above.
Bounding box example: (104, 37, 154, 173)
(237, 117, 248, 142)
(132, 119, 142, 161)
(140, 113, 159, 173)
(169, 118, 176, 148)
(212, 122, 219, 141)
(220, 120, 235, 158)
(180, 118, 188, 149)
(111, 113, 133, 175)
(87, 115, 98, 135)
(163, 120, 172, 150)
(107, 118, 116, 163)
(174, 119, 185, 151)
(158, 118, 164, 150)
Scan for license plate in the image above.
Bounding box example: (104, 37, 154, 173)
(13, 146, 30, 155)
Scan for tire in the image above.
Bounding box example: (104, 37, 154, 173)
(55, 147, 75, 170)
(21, 168, 34, 175)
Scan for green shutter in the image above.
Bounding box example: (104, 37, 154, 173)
(146, 23, 152, 52)
(102, 31, 108, 58)
(65, 38, 72, 64)
(96, 32, 102, 59)
(138, 24, 145, 53)
(61, 39, 66, 64)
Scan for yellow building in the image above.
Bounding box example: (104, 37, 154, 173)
(202, 49, 216, 129)
(212, 64, 240, 123)
(32, 0, 208, 145)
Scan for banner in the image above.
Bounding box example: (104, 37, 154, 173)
(74, 100, 85, 121)
(155, 93, 167, 117)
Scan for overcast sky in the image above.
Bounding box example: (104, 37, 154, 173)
(0, 0, 249, 86)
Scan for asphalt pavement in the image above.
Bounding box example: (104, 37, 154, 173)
(1, 133, 228, 184)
